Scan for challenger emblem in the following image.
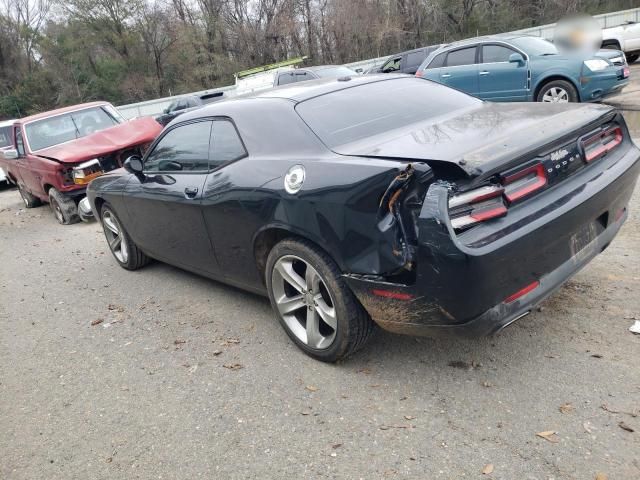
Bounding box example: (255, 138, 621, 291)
(550, 148, 570, 162)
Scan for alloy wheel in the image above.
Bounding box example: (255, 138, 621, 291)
(271, 255, 337, 349)
(542, 87, 569, 103)
(50, 198, 64, 223)
(102, 210, 129, 263)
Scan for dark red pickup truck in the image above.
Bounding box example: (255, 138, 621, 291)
(0, 102, 162, 224)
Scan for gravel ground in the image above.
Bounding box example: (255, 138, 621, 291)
(2, 115, 640, 479)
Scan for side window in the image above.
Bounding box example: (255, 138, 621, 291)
(145, 121, 212, 172)
(406, 51, 425, 69)
(209, 120, 246, 169)
(277, 73, 296, 86)
(446, 47, 477, 67)
(427, 53, 446, 69)
(482, 45, 515, 63)
(15, 129, 25, 156)
(382, 57, 401, 72)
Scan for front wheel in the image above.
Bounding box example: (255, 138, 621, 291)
(48, 188, 79, 224)
(266, 239, 375, 362)
(536, 80, 578, 103)
(626, 53, 639, 64)
(100, 203, 150, 270)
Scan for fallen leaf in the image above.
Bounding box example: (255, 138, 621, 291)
(536, 430, 559, 443)
(404, 415, 415, 420)
(300, 411, 311, 416)
(583, 421, 594, 434)
(482, 464, 494, 475)
(223, 363, 243, 370)
(306, 385, 318, 392)
(482, 381, 493, 388)
(595, 473, 608, 480)
(601, 403, 638, 417)
(331, 443, 342, 449)
(174, 339, 186, 345)
(591, 354, 603, 359)
(212, 350, 223, 356)
(221, 338, 240, 346)
(357, 367, 372, 374)
(559, 403, 575, 414)
(380, 424, 414, 430)
(105, 457, 112, 463)
(618, 421, 634, 433)
(91, 318, 103, 326)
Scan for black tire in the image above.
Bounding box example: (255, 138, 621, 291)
(100, 202, 150, 270)
(626, 53, 639, 64)
(536, 79, 579, 103)
(48, 187, 79, 224)
(265, 238, 375, 362)
(17, 184, 42, 208)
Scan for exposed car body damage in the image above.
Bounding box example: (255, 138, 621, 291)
(87, 75, 640, 354)
(33, 117, 161, 164)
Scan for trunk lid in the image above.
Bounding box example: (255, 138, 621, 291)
(335, 102, 615, 179)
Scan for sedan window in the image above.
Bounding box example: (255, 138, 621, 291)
(382, 57, 401, 72)
(482, 45, 514, 63)
(209, 120, 246, 168)
(145, 121, 212, 172)
(446, 47, 477, 67)
(0, 126, 11, 148)
(277, 73, 296, 86)
(427, 53, 446, 69)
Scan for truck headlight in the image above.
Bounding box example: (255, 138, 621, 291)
(72, 158, 104, 185)
(583, 59, 610, 72)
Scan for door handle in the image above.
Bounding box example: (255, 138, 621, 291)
(479, 71, 490, 75)
(184, 187, 199, 199)
(441, 73, 451, 78)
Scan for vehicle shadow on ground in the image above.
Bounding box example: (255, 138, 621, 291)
(140, 258, 572, 376)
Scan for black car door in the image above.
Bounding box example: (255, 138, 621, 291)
(122, 119, 218, 274)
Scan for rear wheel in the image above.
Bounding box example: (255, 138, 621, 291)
(536, 80, 578, 103)
(626, 53, 639, 64)
(100, 203, 149, 270)
(266, 239, 375, 362)
(17, 185, 42, 208)
(48, 188, 79, 224)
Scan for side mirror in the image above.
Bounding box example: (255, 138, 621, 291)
(2, 149, 18, 160)
(124, 155, 144, 175)
(509, 53, 525, 65)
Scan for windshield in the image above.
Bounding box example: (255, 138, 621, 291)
(0, 126, 12, 148)
(313, 66, 357, 78)
(511, 36, 558, 55)
(25, 106, 122, 151)
(296, 77, 480, 149)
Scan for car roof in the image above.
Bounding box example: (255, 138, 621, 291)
(440, 34, 533, 49)
(17, 102, 111, 124)
(176, 74, 407, 123)
(305, 65, 352, 72)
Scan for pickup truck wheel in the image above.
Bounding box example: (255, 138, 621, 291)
(48, 188, 80, 225)
(100, 203, 150, 270)
(18, 185, 42, 208)
(536, 80, 578, 103)
(626, 53, 639, 64)
(266, 239, 376, 362)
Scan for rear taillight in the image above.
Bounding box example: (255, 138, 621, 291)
(502, 163, 547, 203)
(415, 70, 423, 78)
(581, 126, 623, 163)
(449, 185, 507, 229)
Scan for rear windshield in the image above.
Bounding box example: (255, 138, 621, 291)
(25, 106, 122, 151)
(0, 126, 12, 148)
(295, 77, 480, 148)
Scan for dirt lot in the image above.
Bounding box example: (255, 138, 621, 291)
(2, 76, 640, 480)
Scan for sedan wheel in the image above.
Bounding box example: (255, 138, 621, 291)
(272, 255, 337, 349)
(102, 210, 129, 263)
(542, 87, 569, 103)
(266, 239, 376, 362)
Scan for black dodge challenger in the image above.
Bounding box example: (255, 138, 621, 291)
(87, 75, 640, 362)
